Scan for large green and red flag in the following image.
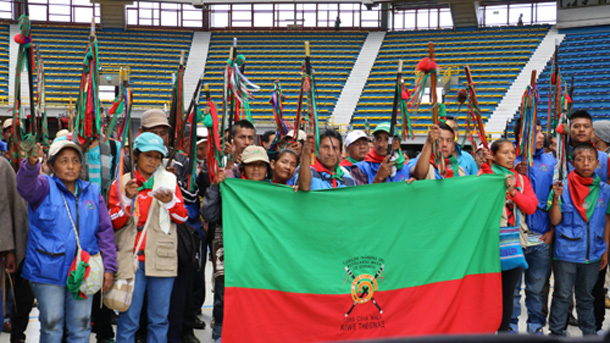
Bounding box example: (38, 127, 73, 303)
(221, 175, 506, 342)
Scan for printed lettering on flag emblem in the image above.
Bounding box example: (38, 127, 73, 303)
(341, 255, 386, 331)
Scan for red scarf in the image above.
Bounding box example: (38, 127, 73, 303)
(311, 157, 343, 188)
(364, 149, 385, 163)
(567, 170, 600, 223)
(430, 155, 460, 178)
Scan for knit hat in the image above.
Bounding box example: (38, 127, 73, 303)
(593, 120, 610, 144)
(134, 132, 166, 157)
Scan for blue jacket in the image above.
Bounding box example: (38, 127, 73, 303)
(23, 176, 103, 286)
(517, 149, 557, 234)
(294, 166, 356, 190)
(352, 160, 411, 184)
(554, 181, 610, 264)
(456, 145, 479, 176)
(568, 149, 608, 183)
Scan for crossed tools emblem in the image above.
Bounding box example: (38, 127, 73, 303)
(344, 264, 384, 317)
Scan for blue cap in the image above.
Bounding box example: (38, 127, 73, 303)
(134, 132, 166, 157)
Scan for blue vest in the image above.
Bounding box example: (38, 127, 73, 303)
(309, 166, 355, 190)
(568, 149, 608, 183)
(22, 176, 101, 286)
(353, 160, 411, 184)
(517, 149, 557, 234)
(554, 181, 610, 264)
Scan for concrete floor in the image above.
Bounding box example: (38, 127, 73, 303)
(1, 269, 609, 342)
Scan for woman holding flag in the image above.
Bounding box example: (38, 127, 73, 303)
(108, 132, 188, 342)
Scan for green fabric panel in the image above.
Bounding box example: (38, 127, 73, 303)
(222, 175, 506, 295)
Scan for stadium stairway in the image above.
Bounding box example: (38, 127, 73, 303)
(332, 31, 385, 127)
(184, 31, 211, 107)
(486, 27, 565, 137)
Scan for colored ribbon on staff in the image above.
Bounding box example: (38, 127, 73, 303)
(517, 85, 539, 166)
(398, 81, 413, 140)
(204, 97, 222, 184)
(10, 14, 36, 163)
(74, 36, 101, 143)
(35, 50, 49, 146)
(114, 86, 139, 217)
(269, 80, 290, 139)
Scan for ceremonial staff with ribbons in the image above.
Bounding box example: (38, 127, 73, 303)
(387, 60, 403, 156)
(9, 0, 37, 168)
(294, 41, 320, 163)
(74, 18, 101, 144)
(167, 72, 204, 167)
(167, 50, 186, 158)
(35, 45, 49, 147)
(203, 84, 222, 184)
(269, 80, 290, 141)
(517, 70, 539, 168)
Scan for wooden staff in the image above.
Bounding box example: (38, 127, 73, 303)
(388, 59, 403, 156)
(294, 41, 309, 143)
(167, 73, 204, 167)
(120, 67, 135, 179)
(464, 66, 488, 149)
(428, 42, 438, 125)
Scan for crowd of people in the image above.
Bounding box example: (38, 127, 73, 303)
(1, 107, 610, 342)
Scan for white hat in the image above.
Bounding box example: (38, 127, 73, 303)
(2, 118, 12, 130)
(286, 129, 307, 140)
(344, 130, 370, 147)
(196, 126, 208, 145)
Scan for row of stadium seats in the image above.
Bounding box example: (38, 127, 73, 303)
(507, 25, 610, 140)
(352, 25, 549, 136)
(31, 24, 192, 107)
(199, 31, 367, 126)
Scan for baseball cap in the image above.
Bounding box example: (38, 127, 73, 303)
(373, 122, 391, 135)
(344, 130, 370, 147)
(241, 145, 269, 165)
(286, 129, 307, 140)
(55, 129, 69, 139)
(2, 118, 12, 130)
(141, 109, 170, 129)
(197, 126, 208, 145)
(134, 132, 166, 157)
(48, 140, 82, 163)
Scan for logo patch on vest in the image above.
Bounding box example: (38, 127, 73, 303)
(598, 198, 605, 208)
(539, 164, 548, 172)
(83, 200, 96, 210)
